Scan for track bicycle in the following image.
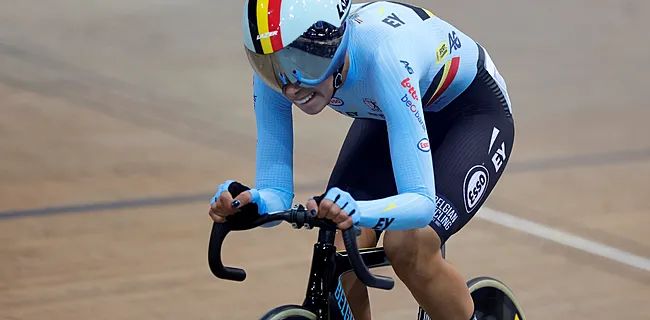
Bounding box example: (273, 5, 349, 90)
(208, 204, 527, 320)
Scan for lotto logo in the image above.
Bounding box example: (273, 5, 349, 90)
(401, 78, 419, 101)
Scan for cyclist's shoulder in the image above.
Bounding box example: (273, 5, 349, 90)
(347, 1, 474, 56)
(350, 1, 436, 23)
(348, 1, 462, 32)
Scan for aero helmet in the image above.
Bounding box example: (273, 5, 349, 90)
(243, 0, 352, 92)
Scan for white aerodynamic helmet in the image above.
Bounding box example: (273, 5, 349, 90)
(242, 0, 352, 92)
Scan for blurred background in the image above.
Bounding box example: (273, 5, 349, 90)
(1, 0, 649, 319)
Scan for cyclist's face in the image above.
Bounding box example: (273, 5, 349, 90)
(282, 75, 334, 115)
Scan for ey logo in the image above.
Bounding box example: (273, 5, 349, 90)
(372, 217, 395, 231)
(382, 13, 405, 28)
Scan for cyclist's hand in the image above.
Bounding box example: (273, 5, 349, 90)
(208, 180, 253, 223)
(306, 187, 360, 230)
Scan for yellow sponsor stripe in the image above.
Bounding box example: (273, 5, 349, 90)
(256, 0, 273, 54)
(431, 59, 452, 99)
(382, 202, 397, 212)
(423, 8, 435, 18)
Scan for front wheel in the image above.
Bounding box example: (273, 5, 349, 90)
(467, 277, 527, 320)
(259, 304, 318, 320)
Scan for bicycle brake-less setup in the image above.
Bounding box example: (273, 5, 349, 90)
(208, 204, 526, 320)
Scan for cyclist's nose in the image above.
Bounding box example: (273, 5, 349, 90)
(282, 83, 302, 99)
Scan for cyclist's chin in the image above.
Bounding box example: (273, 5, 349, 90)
(296, 95, 328, 115)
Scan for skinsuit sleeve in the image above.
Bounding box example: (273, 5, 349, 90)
(355, 43, 438, 231)
(251, 73, 295, 218)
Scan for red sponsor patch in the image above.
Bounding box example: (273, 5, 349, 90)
(401, 78, 419, 101)
(330, 97, 344, 106)
(418, 138, 430, 152)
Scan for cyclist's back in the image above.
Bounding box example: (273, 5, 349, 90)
(339, 1, 482, 113)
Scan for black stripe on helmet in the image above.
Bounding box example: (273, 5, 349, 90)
(247, 0, 264, 54)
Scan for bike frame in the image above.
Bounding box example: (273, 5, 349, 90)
(300, 228, 447, 320)
(207, 204, 445, 320)
(208, 204, 519, 320)
(300, 228, 390, 320)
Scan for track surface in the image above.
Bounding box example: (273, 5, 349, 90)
(2, 1, 649, 319)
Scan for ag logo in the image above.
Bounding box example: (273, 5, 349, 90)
(400, 60, 414, 74)
(463, 165, 489, 213)
(448, 31, 461, 54)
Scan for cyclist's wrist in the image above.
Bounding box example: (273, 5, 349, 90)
(248, 188, 268, 215)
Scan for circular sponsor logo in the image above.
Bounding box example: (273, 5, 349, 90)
(417, 138, 430, 152)
(363, 98, 381, 112)
(463, 165, 489, 213)
(330, 97, 344, 106)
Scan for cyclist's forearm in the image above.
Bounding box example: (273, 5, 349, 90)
(357, 193, 435, 231)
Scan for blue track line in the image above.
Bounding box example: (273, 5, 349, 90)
(0, 193, 211, 220)
(1, 148, 649, 220)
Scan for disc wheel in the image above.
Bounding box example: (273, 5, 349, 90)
(259, 304, 318, 320)
(467, 277, 527, 320)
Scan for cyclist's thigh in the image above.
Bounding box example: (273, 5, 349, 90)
(326, 118, 398, 243)
(326, 118, 397, 201)
(427, 71, 515, 245)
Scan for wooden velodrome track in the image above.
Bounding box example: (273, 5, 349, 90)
(2, 1, 650, 319)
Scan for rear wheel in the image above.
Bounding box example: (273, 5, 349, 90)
(467, 277, 526, 320)
(259, 305, 318, 320)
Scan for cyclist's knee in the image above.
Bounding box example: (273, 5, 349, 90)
(383, 227, 443, 274)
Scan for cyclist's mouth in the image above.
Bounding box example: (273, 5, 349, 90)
(294, 92, 315, 105)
